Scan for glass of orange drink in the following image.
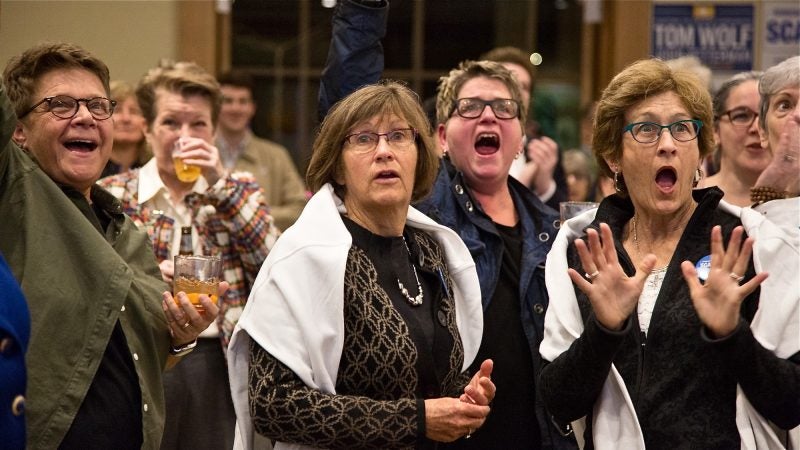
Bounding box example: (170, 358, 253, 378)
(173, 255, 221, 313)
(172, 137, 201, 182)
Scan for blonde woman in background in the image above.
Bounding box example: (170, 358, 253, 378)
(101, 80, 150, 177)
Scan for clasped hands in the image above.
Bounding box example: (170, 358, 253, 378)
(425, 359, 495, 442)
(568, 223, 766, 338)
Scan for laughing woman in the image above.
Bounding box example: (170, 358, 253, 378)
(539, 59, 800, 449)
(227, 81, 495, 450)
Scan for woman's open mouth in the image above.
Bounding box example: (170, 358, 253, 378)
(655, 167, 677, 193)
(474, 133, 500, 155)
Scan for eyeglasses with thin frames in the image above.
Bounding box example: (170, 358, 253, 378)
(718, 107, 758, 129)
(451, 98, 520, 120)
(20, 95, 116, 121)
(343, 128, 418, 154)
(623, 119, 703, 144)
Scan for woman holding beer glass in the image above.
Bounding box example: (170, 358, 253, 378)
(97, 60, 279, 450)
(228, 81, 495, 449)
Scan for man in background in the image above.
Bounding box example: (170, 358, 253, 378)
(215, 72, 307, 231)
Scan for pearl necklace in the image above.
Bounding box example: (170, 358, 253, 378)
(397, 237, 424, 306)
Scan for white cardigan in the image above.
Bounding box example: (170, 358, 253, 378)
(540, 199, 800, 450)
(227, 184, 483, 450)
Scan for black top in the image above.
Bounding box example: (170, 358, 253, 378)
(57, 185, 142, 450)
(450, 222, 540, 450)
(341, 216, 444, 395)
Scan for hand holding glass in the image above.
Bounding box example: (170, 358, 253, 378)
(173, 255, 221, 313)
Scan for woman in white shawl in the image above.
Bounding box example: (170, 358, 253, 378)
(538, 58, 800, 450)
(228, 81, 495, 450)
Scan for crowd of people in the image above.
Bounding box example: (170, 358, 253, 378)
(0, 0, 798, 449)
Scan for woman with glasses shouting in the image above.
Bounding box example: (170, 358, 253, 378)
(228, 81, 495, 449)
(698, 72, 768, 206)
(415, 60, 574, 449)
(540, 58, 800, 449)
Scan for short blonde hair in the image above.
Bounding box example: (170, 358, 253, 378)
(593, 58, 714, 179)
(306, 81, 439, 202)
(136, 60, 222, 129)
(435, 60, 526, 130)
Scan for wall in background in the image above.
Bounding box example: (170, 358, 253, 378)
(0, 1, 178, 85)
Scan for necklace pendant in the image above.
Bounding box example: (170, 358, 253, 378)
(397, 266, 424, 306)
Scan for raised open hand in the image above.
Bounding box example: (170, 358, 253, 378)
(567, 223, 657, 330)
(680, 226, 768, 338)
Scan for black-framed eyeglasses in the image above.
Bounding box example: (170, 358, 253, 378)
(451, 97, 520, 120)
(718, 107, 758, 128)
(623, 119, 703, 144)
(343, 128, 418, 154)
(20, 95, 116, 121)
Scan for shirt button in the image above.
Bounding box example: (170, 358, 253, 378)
(0, 337, 12, 354)
(143, 403, 149, 412)
(133, 353, 139, 361)
(454, 184, 464, 195)
(12, 395, 25, 416)
(533, 303, 545, 314)
(465, 200, 474, 212)
(437, 310, 448, 327)
(121, 305, 126, 312)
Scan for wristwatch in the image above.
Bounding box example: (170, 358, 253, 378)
(169, 339, 197, 356)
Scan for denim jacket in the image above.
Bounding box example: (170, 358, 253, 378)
(415, 157, 576, 449)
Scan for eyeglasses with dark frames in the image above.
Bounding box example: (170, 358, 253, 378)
(718, 107, 758, 129)
(450, 98, 520, 120)
(623, 119, 703, 144)
(343, 128, 418, 154)
(20, 95, 116, 121)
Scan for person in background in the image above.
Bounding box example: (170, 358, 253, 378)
(1, 42, 218, 449)
(416, 60, 576, 450)
(750, 55, 800, 209)
(101, 80, 150, 178)
(0, 253, 29, 450)
(97, 60, 279, 450)
(228, 81, 494, 449)
(540, 57, 799, 449)
(481, 46, 567, 210)
(697, 72, 766, 206)
(215, 71, 307, 231)
(562, 148, 595, 202)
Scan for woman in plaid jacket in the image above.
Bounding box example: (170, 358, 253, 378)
(97, 60, 279, 450)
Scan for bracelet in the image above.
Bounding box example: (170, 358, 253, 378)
(750, 186, 788, 206)
(169, 339, 197, 356)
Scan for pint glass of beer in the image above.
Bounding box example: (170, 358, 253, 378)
(173, 255, 222, 313)
(172, 137, 201, 182)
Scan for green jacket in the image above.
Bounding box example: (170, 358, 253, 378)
(0, 85, 171, 448)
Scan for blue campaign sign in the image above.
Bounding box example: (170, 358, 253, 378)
(652, 4, 754, 71)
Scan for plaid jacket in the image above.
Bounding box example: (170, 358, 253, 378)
(98, 169, 280, 346)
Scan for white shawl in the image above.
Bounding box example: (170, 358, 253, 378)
(227, 183, 483, 450)
(540, 199, 800, 449)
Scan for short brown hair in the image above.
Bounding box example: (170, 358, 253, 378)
(593, 58, 713, 179)
(435, 60, 526, 130)
(216, 71, 255, 92)
(480, 46, 535, 87)
(2, 42, 110, 119)
(136, 60, 222, 128)
(306, 81, 439, 202)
